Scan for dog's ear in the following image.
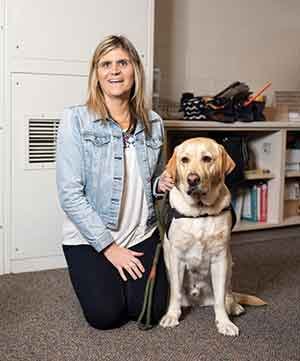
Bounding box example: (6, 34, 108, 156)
(165, 150, 177, 181)
(220, 145, 235, 175)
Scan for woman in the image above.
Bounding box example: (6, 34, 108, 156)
(56, 35, 173, 330)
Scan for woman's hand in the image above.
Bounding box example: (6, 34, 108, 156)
(157, 171, 174, 193)
(103, 243, 145, 281)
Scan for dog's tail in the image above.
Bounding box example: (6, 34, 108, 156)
(233, 292, 267, 306)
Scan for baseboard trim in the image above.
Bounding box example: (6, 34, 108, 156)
(10, 255, 67, 273)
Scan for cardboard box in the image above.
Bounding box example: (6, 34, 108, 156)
(285, 182, 300, 200)
(284, 199, 300, 217)
(286, 149, 300, 163)
(264, 105, 289, 122)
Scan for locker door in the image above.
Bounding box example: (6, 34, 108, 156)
(0, 131, 3, 274)
(8, 0, 151, 68)
(11, 73, 87, 263)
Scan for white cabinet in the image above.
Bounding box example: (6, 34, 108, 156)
(11, 73, 86, 267)
(0, 130, 3, 228)
(0, 228, 3, 275)
(283, 130, 300, 225)
(6, 0, 154, 97)
(8, 0, 151, 62)
(1, 0, 155, 273)
(0, 131, 3, 275)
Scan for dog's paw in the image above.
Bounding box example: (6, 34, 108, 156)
(216, 319, 239, 336)
(160, 312, 180, 328)
(225, 295, 245, 316)
(230, 303, 245, 316)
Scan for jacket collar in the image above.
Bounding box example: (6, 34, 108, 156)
(90, 111, 145, 134)
(134, 119, 145, 134)
(90, 111, 101, 123)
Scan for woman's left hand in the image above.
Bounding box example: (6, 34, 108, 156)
(157, 171, 174, 193)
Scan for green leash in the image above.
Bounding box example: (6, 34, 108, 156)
(137, 201, 166, 330)
(137, 242, 162, 330)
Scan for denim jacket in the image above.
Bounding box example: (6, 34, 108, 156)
(56, 105, 165, 252)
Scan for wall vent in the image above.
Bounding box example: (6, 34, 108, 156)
(26, 118, 60, 169)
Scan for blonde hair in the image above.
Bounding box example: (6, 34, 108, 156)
(86, 35, 150, 133)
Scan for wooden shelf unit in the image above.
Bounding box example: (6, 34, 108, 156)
(164, 120, 300, 232)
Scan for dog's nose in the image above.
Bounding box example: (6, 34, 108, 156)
(187, 173, 200, 186)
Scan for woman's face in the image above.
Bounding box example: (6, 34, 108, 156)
(97, 47, 135, 101)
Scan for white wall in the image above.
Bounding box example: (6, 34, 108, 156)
(155, 0, 300, 104)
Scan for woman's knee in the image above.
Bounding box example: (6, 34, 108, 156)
(83, 306, 127, 330)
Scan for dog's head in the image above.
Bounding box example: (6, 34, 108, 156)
(166, 137, 235, 206)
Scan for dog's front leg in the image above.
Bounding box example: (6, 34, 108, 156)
(160, 248, 185, 328)
(211, 250, 239, 336)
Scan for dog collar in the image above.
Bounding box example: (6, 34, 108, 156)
(171, 206, 231, 219)
(165, 204, 236, 239)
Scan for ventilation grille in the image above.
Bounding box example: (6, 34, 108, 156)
(27, 118, 60, 168)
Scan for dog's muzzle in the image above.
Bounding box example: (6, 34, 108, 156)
(187, 173, 200, 187)
(187, 173, 208, 196)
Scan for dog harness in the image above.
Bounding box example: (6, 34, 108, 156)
(165, 204, 236, 238)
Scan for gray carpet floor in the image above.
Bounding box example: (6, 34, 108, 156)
(1, 226, 300, 361)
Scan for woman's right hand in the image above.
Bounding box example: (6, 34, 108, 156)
(157, 170, 174, 193)
(103, 243, 145, 281)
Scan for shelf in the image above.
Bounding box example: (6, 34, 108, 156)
(282, 215, 300, 226)
(233, 220, 278, 232)
(244, 174, 275, 180)
(285, 171, 300, 178)
(164, 120, 300, 131)
(244, 169, 275, 180)
(165, 122, 300, 232)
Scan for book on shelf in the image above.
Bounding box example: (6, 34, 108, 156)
(260, 183, 268, 222)
(241, 187, 252, 221)
(232, 182, 268, 223)
(250, 184, 258, 222)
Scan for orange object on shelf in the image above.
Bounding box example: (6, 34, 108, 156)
(244, 81, 272, 107)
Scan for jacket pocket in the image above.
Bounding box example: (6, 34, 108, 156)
(145, 137, 163, 149)
(82, 132, 112, 181)
(83, 132, 111, 146)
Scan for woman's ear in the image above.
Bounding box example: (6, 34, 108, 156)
(165, 150, 177, 181)
(220, 145, 235, 175)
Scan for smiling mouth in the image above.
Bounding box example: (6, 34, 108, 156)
(109, 80, 123, 84)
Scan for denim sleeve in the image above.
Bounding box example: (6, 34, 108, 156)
(56, 108, 113, 252)
(152, 115, 166, 199)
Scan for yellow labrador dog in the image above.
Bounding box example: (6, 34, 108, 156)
(160, 137, 265, 336)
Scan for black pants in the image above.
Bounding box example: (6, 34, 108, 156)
(63, 230, 169, 330)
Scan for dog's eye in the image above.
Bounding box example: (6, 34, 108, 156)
(202, 155, 212, 163)
(181, 157, 189, 164)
